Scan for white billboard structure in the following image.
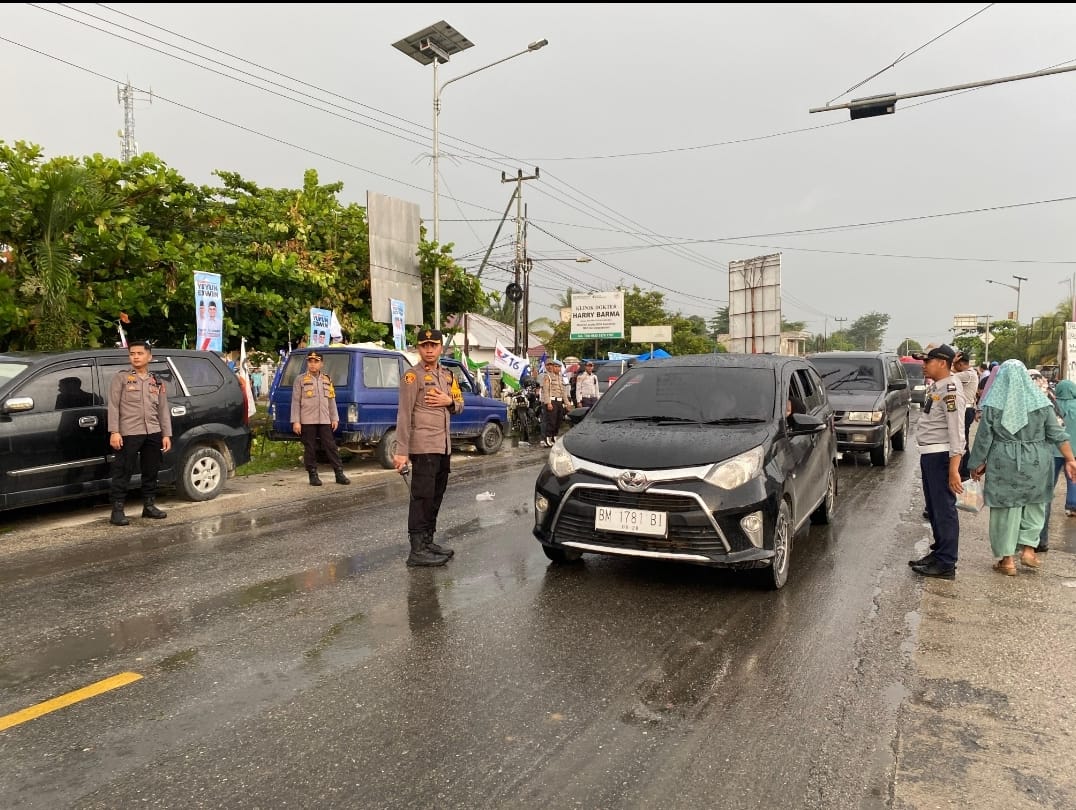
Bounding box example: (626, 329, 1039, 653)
(367, 191, 423, 325)
(728, 253, 782, 354)
(570, 290, 625, 340)
(1065, 323, 1076, 382)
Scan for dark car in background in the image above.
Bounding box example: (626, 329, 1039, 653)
(533, 353, 838, 589)
(592, 358, 635, 395)
(900, 356, 927, 406)
(0, 348, 252, 511)
(808, 351, 911, 467)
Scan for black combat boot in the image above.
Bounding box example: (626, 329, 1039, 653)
(424, 530, 454, 558)
(308, 470, 323, 486)
(334, 469, 351, 485)
(110, 501, 129, 526)
(406, 532, 448, 567)
(141, 497, 167, 519)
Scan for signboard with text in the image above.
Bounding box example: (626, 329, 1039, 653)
(570, 291, 624, 340)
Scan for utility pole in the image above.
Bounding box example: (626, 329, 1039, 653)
(117, 80, 152, 162)
(502, 168, 539, 354)
(833, 317, 847, 347)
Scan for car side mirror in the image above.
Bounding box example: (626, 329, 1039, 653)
(566, 406, 589, 425)
(787, 412, 826, 434)
(888, 379, 908, 391)
(2, 396, 35, 414)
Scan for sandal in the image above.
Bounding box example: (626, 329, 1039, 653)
(1019, 551, 1041, 569)
(993, 560, 1017, 576)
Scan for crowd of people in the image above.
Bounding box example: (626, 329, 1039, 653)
(912, 345, 1074, 580)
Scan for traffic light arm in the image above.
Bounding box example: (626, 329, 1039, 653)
(809, 62, 1076, 116)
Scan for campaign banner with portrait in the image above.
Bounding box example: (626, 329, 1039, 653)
(310, 307, 332, 347)
(194, 271, 223, 352)
(390, 298, 406, 352)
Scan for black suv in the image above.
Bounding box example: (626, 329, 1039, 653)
(0, 348, 252, 511)
(533, 353, 838, 589)
(806, 351, 911, 467)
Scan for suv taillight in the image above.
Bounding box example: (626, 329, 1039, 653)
(347, 403, 359, 424)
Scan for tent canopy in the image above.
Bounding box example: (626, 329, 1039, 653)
(636, 348, 672, 361)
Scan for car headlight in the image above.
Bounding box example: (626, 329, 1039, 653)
(548, 441, 576, 478)
(846, 411, 883, 423)
(703, 445, 764, 490)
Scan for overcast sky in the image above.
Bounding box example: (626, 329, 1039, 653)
(4, 3, 1075, 352)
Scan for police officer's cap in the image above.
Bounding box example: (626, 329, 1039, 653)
(307, 350, 324, 361)
(911, 344, 956, 364)
(417, 328, 443, 345)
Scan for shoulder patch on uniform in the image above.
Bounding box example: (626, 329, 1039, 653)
(946, 383, 957, 391)
(403, 371, 416, 384)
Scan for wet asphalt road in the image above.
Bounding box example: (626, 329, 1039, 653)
(0, 431, 933, 809)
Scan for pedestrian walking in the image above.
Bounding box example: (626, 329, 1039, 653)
(575, 361, 599, 408)
(251, 369, 264, 399)
(540, 358, 568, 447)
(908, 345, 966, 579)
(290, 350, 350, 487)
(968, 359, 1076, 576)
(392, 329, 464, 567)
(107, 340, 172, 526)
(1036, 378, 1076, 552)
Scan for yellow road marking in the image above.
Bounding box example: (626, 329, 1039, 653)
(0, 672, 143, 732)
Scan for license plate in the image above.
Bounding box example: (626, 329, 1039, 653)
(594, 506, 667, 537)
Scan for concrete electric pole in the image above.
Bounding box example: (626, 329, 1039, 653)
(501, 168, 539, 354)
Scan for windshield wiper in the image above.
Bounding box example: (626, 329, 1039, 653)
(600, 415, 694, 424)
(704, 417, 767, 425)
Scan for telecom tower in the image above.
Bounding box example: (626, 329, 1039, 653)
(117, 80, 152, 162)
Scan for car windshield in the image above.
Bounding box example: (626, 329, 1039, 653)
(901, 362, 925, 382)
(812, 358, 884, 391)
(589, 365, 775, 423)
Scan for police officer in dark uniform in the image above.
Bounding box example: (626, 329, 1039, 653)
(290, 350, 350, 486)
(909, 344, 966, 579)
(393, 329, 464, 567)
(107, 340, 172, 526)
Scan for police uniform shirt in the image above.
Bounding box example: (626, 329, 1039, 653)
(108, 368, 172, 437)
(918, 372, 966, 455)
(290, 370, 337, 425)
(954, 368, 979, 408)
(540, 371, 567, 405)
(575, 371, 599, 401)
(396, 362, 464, 456)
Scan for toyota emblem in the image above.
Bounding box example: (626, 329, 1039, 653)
(617, 470, 648, 492)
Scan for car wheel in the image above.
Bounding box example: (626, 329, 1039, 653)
(891, 419, 907, 451)
(761, 500, 793, 590)
(178, 446, 227, 501)
(811, 465, 838, 525)
(870, 428, 891, 466)
(376, 430, 397, 470)
(543, 544, 583, 564)
(475, 422, 504, 455)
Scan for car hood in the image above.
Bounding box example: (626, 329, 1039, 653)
(562, 419, 771, 469)
(826, 390, 885, 411)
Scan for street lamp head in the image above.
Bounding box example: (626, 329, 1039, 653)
(528, 38, 549, 51)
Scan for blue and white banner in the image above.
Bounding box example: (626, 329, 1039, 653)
(493, 340, 528, 379)
(310, 307, 331, 347)
(195, 271, 223, 352)
(390, 298, 406, 352)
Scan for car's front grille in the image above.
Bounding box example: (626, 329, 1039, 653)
(833, 410, 846, 420)
(552, 487, 728, 554)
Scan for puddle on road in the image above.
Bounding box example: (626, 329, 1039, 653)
(0, 552, 375, 689)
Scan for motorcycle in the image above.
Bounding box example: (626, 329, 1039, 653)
(509, 382, 543, 444)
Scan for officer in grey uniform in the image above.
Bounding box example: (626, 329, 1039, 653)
(108, 340, 172, 526)
(909, 344, 966, 578)
(539, 358, 568, 447)
(291, 350, 350, 486)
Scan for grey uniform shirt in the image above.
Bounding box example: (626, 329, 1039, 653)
(108, 368, 172, 437)
(290, 370, 337, 424)
(540, 372, 567, 405)
(918, 372, 966, 456)
(395, 363, 464, 456)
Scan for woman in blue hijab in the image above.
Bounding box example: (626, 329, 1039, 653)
(968, 360, 1076, 575)
(1037, 378, 1076, 551)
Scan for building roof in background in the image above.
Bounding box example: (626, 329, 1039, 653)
(445, 313, 546, 357)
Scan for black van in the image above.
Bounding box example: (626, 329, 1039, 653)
(0, 348, 252, 511)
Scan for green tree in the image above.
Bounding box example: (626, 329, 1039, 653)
(844, 312, 891, 352)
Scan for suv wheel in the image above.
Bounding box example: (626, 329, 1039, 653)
(891, 419, 908, 451)
(870, 429, 891, 466)
(761, 500, 793, 590)
(178, 446, 227, 501)
(475, 422, 504, 455)
(376, 429, 397, 470)
(543, 544, 583, 564)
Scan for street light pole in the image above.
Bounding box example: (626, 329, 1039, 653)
(394, 24, 548, 330)
(986, 275, 1027, 324)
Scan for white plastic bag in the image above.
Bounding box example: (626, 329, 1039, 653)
(956, 479, 984, 513)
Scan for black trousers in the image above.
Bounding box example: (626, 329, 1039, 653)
(407, 453, 451, 534)
(300, 423, 344, 472)
(921, 451, 959, 567)
(543, 401, 564, 440)
(958, 407, 976, 480)
(109, 433, 164, 501)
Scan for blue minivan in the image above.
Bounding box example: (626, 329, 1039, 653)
(268, 345, 508, 468)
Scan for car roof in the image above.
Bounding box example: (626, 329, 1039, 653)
(626, 353, 803, 370)
(806, 351, 893, 359)
(0, 348, 222, 364)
